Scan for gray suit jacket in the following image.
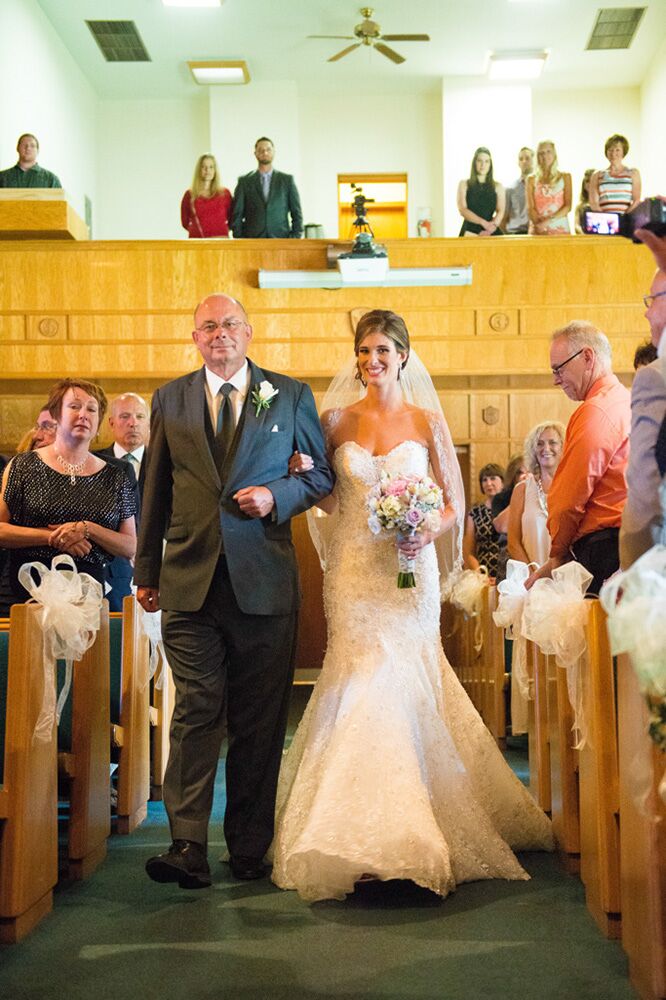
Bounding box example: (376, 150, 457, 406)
(134, 361, 333, 615)
(620, 354, 666, 568)
(231, 170, 303, 239)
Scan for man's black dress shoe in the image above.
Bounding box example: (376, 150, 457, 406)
(229, 855, 267, 881)
(146, 839, 211, 889)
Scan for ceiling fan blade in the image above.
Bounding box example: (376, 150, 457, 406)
(375, 42, 405, 64)
(381, 34, 430, 42)
(308, 35, 355, 40)
(328, 43, 362, 62)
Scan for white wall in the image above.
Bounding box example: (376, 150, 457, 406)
(441, 81, 532, 236)
(640, 38, 666, 197)
(298, 88, 442, 239)
(95, 96, 209, 239)
(0, 0, 97, 218)
(532, 86, 641, 209)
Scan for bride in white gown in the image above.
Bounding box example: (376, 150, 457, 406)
(271, 310, 553, 902)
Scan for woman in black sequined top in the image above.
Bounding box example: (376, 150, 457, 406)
(0, 378, 137, 602)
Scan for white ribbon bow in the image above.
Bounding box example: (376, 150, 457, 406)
(139, 607, 171, 690)
(18, 555, 103, 743)
(444, 567, 488, 652)
(493, 559, 534, 699)
(522, 561, 592, 748)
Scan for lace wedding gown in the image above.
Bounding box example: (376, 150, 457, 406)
(271, 441, 553, 902)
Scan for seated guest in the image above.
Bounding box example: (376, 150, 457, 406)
(457, 147, 505, 236)
(574, 168, 595, 234)
(96, 392, 149, 610)
(589, 134, 641, 215)
(633, 339, 658, 370)
(526, 322, 630, 596)
(181, 154, 232, 239)
(0, 378, 136, 603)
(508, 421, 566, 566)
(501, 147, 533, 235)
(0, 133, 61, 188)
(463, 463, 505, 579)
(527, 141, 572, 235)
(620, 226, 666, 566)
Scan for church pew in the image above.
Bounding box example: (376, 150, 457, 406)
(58, 604, 111, 880)
(526, 641, 552, 813)
(578, 600, 621, 939)
(150, 654, 175, 801)
(0, 608, 58, 944)
(617, 652, 666, 1000)
(110, 597, 151, 834)
(545, 652, 580, 871)
(481, 586, 507, 745)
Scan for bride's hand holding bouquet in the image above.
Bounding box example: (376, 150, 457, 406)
(367, 471, 443, 588)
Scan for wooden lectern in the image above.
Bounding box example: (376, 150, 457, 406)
(0, 189, 88, 240)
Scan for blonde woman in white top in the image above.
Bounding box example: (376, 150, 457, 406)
(508, 420, 566, 566)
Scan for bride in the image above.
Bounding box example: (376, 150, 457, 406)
(271, 309, 553, 902)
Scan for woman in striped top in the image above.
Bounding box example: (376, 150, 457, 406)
(589, 134, 641, 215)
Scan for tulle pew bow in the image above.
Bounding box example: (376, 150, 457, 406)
(443, 567, 489, 652)
(493, 559, 534, 700)
(18, 555, 103, 743)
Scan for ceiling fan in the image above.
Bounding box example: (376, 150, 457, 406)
(308, 7, 430, 65)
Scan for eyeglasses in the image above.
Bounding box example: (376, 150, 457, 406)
(34, 420, 57, 432)
(643, 290, 666, 309)
(551, 348, 584, 376)
(196, 319, 246, 335)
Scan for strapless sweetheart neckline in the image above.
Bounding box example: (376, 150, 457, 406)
(334, 439, 429, 461)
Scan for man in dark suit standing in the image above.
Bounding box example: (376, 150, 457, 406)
(231, 137, 303, 239)
(136, 293, 333, 889)
(96, 393, 150, 611)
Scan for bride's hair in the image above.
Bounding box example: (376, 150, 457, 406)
(354, 310, 410, 370)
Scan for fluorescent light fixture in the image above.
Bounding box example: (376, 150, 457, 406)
(488, 50, 548, 80)
(163, 1, 222, 8)
(188, 61, 250, 84)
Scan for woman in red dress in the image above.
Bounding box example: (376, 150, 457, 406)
(181, 154, 232, 238)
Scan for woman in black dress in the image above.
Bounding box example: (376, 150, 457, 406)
(457, 147, 505, 236)
(0, 377, 136, 602)
(462, 462, 505, 581)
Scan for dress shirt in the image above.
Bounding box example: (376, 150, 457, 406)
(547, 373, 630, 560)
(0, 163, 62, 188)
(112, 442, 145, 473)
(204, 362, 250, 431)
(505, 177, 528, 233)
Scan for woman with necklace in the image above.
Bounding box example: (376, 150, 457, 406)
(527, 141, 572, 235)
(0, 378, 137, 602)
(507, 420, 566, 566)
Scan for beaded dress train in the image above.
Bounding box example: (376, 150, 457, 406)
(271, 441, 553, 902)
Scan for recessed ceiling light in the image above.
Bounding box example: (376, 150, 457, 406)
(163, 1, 222, 8)
(488, 50, 548, 80)
(188, 61, 250, 84)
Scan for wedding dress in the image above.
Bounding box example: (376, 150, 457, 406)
(271, 439, 553, 902)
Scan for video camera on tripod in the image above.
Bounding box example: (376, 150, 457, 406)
(350, 184, 375, 233)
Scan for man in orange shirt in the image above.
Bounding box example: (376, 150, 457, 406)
(526, 321, 630, 596)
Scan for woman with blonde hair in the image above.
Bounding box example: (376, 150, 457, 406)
(527, 141, 572, 235)
(508, 420, 566, 566)
(180, 153, 232, 239)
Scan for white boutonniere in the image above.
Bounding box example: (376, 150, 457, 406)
(251, 380, 279, 417)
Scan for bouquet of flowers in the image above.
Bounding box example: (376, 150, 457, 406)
(367, 471, 443, 588)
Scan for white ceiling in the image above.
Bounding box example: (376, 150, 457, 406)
(36, 1, 666, 100)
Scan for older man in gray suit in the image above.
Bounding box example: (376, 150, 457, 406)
(620, 228, 666, 567)
(136, 293, 333, 888)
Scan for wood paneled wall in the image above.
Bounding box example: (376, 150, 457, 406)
(0, 236, 652, 498)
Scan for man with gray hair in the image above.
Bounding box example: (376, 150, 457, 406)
(526, 320, 630, 595)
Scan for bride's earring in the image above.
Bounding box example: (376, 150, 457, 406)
(355, 363, 367, 388)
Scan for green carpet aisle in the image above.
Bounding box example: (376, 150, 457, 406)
(0, 696, 636, 1000)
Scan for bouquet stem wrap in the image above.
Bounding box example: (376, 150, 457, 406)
(17, 555, 103, 744)
(493, 559, 534, 701)
(599, 545, 666, 803)
(522, 561, 592, 749)
(139, 607, 170, 690)
(397, 531, 416, 588)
